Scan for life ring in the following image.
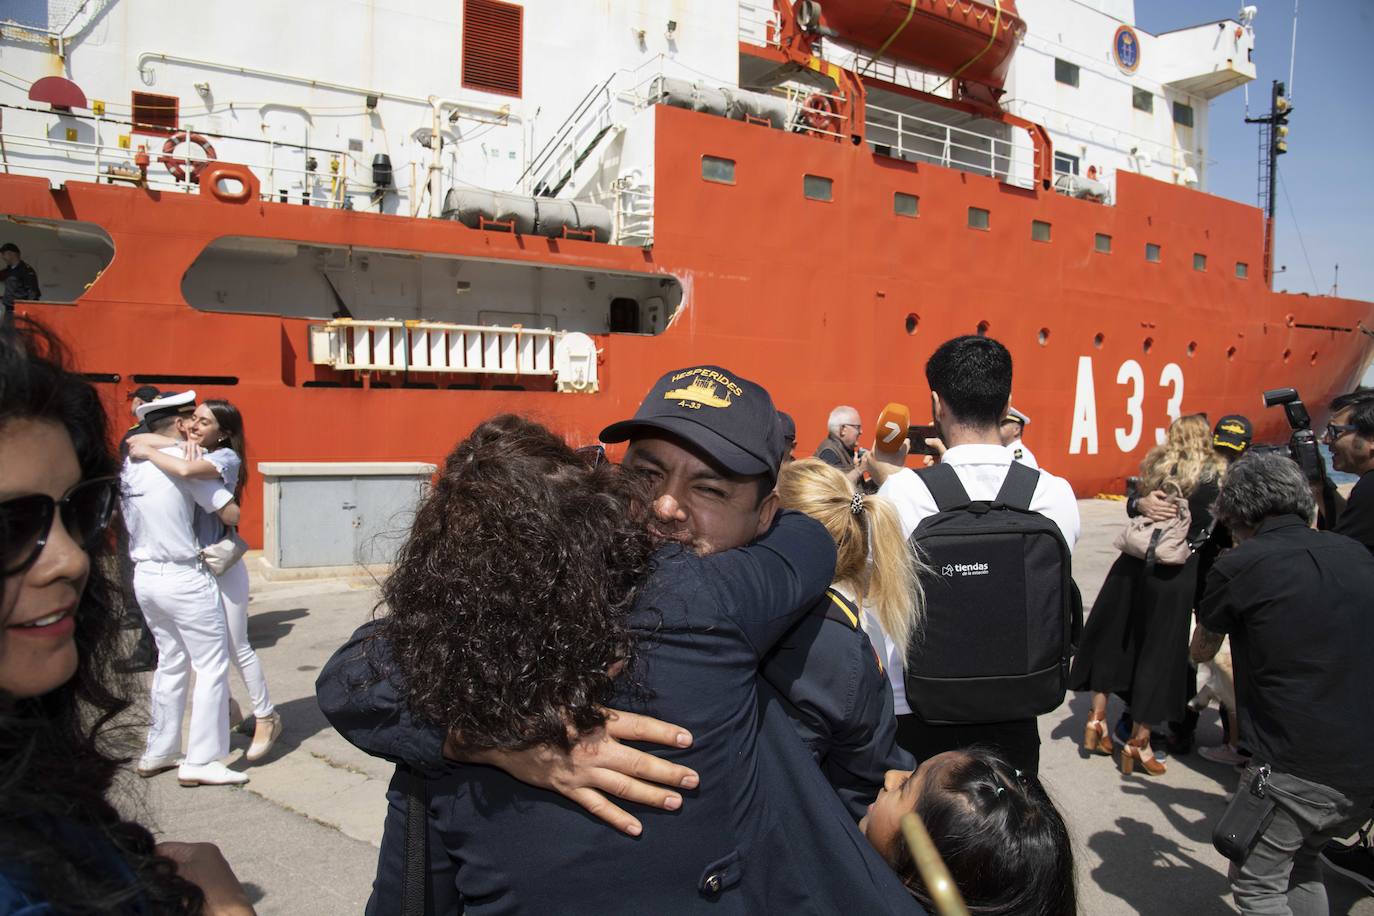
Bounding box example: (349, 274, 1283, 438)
(198, 161, 259, 204)
(160, 131, 217, 183)
(801, 93, 840, 133)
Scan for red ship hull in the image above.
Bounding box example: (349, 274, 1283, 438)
(5, 105, 1371, 547)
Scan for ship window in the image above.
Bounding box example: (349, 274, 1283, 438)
(1236, 261, 1249, 279)
(1132, 88, 1153, 113)
(1053, 151, 1079, 176)
(968, 207, 990, 230)
(1095, 233, 1112, 254)
(1031, 220, 1051, 242)
(804, 174, 833, 202)
(1193, 252, 1207, 271)
(131, 91, 178, 134)
(702, 156, 736, 184)
(1172, 101, 1194, 128)
(1146, 242, 1162, 262)
(1054, 58, 1080, 88)
(462, 0, 523, 97)
(894, 192, 919, 218)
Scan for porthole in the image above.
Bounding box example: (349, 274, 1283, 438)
(1093, 333, 1105, 349)
(1038, 327, 1050, 346)
(905, 313, 919, 335)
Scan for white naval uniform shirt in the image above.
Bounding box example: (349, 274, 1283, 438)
(876, 443, 1081, 715)
(1008, 438, 1039, 469)
(122, 447, 234, 562)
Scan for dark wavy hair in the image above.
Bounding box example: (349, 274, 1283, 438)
(0, 317, 203, 913)
(200, 399, 247, 497)
(893, 748, 1075, 916)
(925, 335, 1013, 429)
(377, 414, 656, 751)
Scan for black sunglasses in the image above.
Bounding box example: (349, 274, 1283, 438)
(1, 477, 119, 577)
(1325, 423, 1358, 442)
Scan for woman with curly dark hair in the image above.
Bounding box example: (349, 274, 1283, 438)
(378, 413, 656, 751)
(0, 317, 253, 914)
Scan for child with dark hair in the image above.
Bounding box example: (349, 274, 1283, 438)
(860, 747, 1077, 916)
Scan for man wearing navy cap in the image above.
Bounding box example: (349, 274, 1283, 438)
(319, 365, 923, 914)
(122, 390, 247, 787)
(777, 410, 798, 464)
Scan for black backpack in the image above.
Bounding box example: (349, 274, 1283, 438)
(904, 461, 1079, 725)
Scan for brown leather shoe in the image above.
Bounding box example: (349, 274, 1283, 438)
(1084, 717, 1113, 756)
(1121, 738, 1167, 776)
(246, 711, 282, 763)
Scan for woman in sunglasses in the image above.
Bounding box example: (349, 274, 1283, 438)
(0, 319, 254, 914)
(128, 400, 281, 762)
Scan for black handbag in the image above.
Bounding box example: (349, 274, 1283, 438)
(1213, 764, 1278, 864)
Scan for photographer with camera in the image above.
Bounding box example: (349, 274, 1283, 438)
(1199, 452, 1374, 914)
(1325, 390, 1374, 555)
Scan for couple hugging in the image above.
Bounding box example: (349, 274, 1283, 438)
(317, 362, 1075, 915)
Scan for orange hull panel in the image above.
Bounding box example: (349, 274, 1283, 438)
(5, 105, 1372, 548)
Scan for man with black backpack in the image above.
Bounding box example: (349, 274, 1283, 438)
(870, 335, 1081, 775)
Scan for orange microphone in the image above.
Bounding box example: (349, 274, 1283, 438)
(872, 402, 910, 464)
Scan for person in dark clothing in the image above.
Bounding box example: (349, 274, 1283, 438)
(814, 405, 868, 485)
(0, 243, 41, 318)
(1326, 391, 1374, 555)
(318, 369, 926, 914)
(1071, 413, 1226, 776)
(768, 457, 921, 820)
(777, 409, 797, 464)
(1199, 452, 1374, 915)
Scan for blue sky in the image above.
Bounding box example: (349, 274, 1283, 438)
(1136, 0, 1373, 305)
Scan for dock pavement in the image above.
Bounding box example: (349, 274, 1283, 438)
(117, 498, 1374, 915)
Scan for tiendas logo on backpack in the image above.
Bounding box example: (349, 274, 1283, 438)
(906, 462, 1082, 725)
(941, 561, 989, 577)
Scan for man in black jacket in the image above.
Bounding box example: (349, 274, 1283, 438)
(1326, 390, 1374, 555)
(318, 366, 923, 914)
(0, 243, 41, 322)
(1200, 452, 1374, 914)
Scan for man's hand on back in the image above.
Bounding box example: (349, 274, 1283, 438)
(445, 708, 699, 837)
(1136, 490, 1179, 523)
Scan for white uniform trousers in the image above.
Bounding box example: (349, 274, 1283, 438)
(220, 558, 274, 718)
(135, 560, 231, 765)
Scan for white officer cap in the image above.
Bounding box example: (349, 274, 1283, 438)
(135, 389, 197, 424)
(1005, 406, 1030, 426)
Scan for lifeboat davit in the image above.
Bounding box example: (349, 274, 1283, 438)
(818, 0, 1026, 99)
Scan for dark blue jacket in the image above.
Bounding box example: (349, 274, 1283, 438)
(761, 587, 913, 820)
(317, 511, 925, 915)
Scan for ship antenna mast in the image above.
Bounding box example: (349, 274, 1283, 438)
(1245, 78, 1292, 290)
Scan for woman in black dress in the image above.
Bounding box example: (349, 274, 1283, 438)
(1069, 414, 1226, 776)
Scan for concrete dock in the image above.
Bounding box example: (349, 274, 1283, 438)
(121, 499, 1374, 914)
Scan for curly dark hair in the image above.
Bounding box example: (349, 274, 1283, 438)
(893, 747, 1075, 916)
(377, 414, 656, 752)
(0, 317, 204, 913)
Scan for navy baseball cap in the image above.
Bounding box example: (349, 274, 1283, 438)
(776, 410, 796, 444)
(1212, 414, 1253, 453)
(600, 365, 783, 481)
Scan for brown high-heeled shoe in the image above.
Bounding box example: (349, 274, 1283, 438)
(1083, 717, 1113, 756)
(1120, 738, 1167, 776)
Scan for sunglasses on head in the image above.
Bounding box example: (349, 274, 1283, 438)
(1, 477, 119, 577)
(575, 444, 608, 469)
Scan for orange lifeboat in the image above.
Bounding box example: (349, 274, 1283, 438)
(818, 0, 1026, 99)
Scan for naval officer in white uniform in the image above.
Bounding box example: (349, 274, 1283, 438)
(122, 390, 247, 786)
(1000, 406, 1039, 469)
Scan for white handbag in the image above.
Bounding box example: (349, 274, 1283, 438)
(201, 528, 248, 576)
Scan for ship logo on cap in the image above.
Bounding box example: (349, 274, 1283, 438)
(664, 370, 740, 410)
(1219, 421, 1247, 436)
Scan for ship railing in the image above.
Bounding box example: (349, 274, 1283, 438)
(737, 0, 781, 49)
(613, 180, 655, 248)
(306, 319, 601, 393)
(864, 102, 1038, 189)
(0, 103, 421, 211)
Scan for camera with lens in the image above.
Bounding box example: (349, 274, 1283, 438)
(1262, 387, 1328, 485)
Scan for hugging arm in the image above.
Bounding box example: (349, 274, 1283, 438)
(316, 619, 699, 836)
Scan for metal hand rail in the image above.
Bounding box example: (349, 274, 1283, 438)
(308, 319, 559, 376)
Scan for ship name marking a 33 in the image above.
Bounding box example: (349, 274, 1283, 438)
(1068, 358, 1186, 456)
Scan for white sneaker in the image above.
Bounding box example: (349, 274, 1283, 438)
(177, 760, 250, 787)
(135, 755, 182, 778)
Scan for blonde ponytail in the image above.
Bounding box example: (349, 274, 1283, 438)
(776, 459, 925, 656)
